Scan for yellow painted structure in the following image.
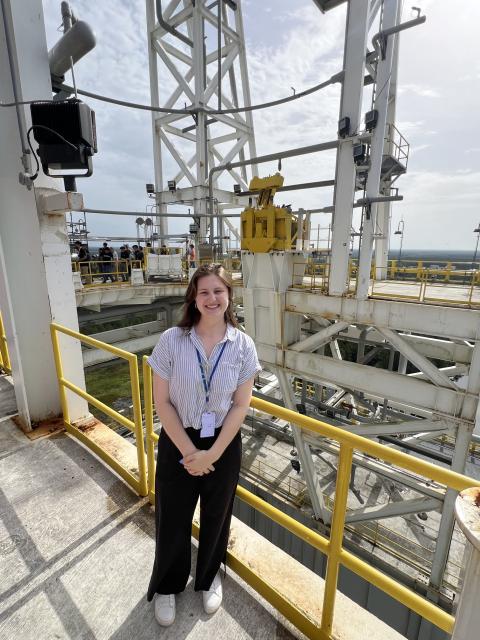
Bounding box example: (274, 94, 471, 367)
(241, 173, 307, 252)
(142, 355, 479, 638)
(0, 311, 11, 374)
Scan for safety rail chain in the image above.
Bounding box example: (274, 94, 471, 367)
(142, 357, 478, 639)
(50, 323, 147, 497)
(0, 311, 12, 374)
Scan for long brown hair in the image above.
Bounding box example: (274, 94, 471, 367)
(178, 263, 239, 328)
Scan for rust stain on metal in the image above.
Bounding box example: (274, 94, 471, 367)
(19, 415, 65, 440)
(474, 489, 480, 509)
(75, 417, 100, 433)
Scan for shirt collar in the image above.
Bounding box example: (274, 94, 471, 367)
(188, 323, 237, 342)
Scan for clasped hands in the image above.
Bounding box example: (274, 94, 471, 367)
(183, 448, 217, 476)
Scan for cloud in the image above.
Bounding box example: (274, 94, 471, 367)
(39, 0, 480, 251)
(398, 84, 440, 99)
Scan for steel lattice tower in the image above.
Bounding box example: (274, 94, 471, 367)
(146, 0, 257, 248)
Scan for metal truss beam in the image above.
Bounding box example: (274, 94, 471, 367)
(344, 497, 441, 524)
(338, 419, 450, 438)
(338, 326, 473, 365)
(303, 434, 446, 500)
(290, 321, 349, 353)
(286, 291, 480, 341)
(377, 327, 458, 390)
(276, 368, 331, 523)
(275, 348, 477, 421)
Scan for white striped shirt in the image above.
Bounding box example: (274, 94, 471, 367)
(147, 324, 261, 430)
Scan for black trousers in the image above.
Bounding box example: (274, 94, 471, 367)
(147, 427, 242, 600)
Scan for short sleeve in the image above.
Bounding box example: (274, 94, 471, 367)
(238, 335, 261, 385)
(147, 331, 172, 380)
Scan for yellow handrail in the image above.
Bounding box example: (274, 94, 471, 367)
(143, 358, 477, 638)
(0, 311, 12, 374)
(50, 323, 148, 496)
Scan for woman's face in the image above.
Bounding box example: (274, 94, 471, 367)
(195, 274, 230, 321)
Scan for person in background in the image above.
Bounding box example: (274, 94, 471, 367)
(99, 242, 116, 283)
(74, 241, 92, 285)
(160, 244, 168, 255)
(119, 245, 131, 282)
(146, 263, 261, 627)
(134, 244, 145, 264)
(187, 243, 196, 269)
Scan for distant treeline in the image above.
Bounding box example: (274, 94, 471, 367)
(372, 250, 477, 263)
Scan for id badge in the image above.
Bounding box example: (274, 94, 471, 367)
(200, 411, 216, 438)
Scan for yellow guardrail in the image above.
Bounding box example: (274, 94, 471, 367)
(143, 357, 477, 639)
(72, 259, 144, 286)
(50, 323, 147, 497)
(0, 311, 12, 374)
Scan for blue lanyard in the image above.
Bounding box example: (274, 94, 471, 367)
(195, 341, 227, 404)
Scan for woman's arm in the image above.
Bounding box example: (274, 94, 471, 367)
(183, 376, 254, 473)
(153, 374, 198, 458)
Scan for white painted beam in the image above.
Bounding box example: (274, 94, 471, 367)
(305, 435, 446, 500)
(290, 321, 349, 353)
(340, 327, 473, 364)
(277, 348, 476, 421)
(377, 327, 458, 390)
(82, 333, 160, 367)
(345, 497, 441, 524)
(286, 292, 480, 341)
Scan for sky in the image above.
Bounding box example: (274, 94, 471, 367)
(41, 0, 480, 251)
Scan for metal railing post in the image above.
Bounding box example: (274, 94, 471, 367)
(128, 355, 148, 496)
(321, 444, 354, 636)
(49, 325, 71, 425)
(143, 356, 156, 504)
(0, 311, 11, 373)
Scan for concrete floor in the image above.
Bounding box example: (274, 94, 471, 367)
(0, 378, 300, 640)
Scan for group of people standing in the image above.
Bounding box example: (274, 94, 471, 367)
(74, 241, 146, 284)
(74, 240, 198, 285)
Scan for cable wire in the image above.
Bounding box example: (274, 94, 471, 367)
(26, 124, 79, 181)
(1, 72, 343, 116)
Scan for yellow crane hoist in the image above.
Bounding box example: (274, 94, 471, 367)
(240, 173, 306, 252)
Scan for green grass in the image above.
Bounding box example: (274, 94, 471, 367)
(84, 349, 151, 428)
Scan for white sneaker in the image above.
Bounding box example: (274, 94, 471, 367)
(202, 572, 222, 614)
(154, 594, 175, 626)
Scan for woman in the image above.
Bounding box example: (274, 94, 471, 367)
(146, 263, 261, 626)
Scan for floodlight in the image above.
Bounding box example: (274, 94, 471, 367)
(353, 143, 367, 165)
(233, 184, 241, 194)
(167, 180, 176, 192)
(146, 183, 155, 193)
(30, 99, 97, 191)
(365, 109, 378, 132)
(338, 116, 350, 138)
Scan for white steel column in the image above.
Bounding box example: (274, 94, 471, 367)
(192, 1, 208, 239)
(356, 0, 399, 299)
(0, 0, 88, 428)
(276, 368, 330, 523)
(374, 1, 401, 280)
(328, 0, 370, 296)
(146, 0, 167, 238)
